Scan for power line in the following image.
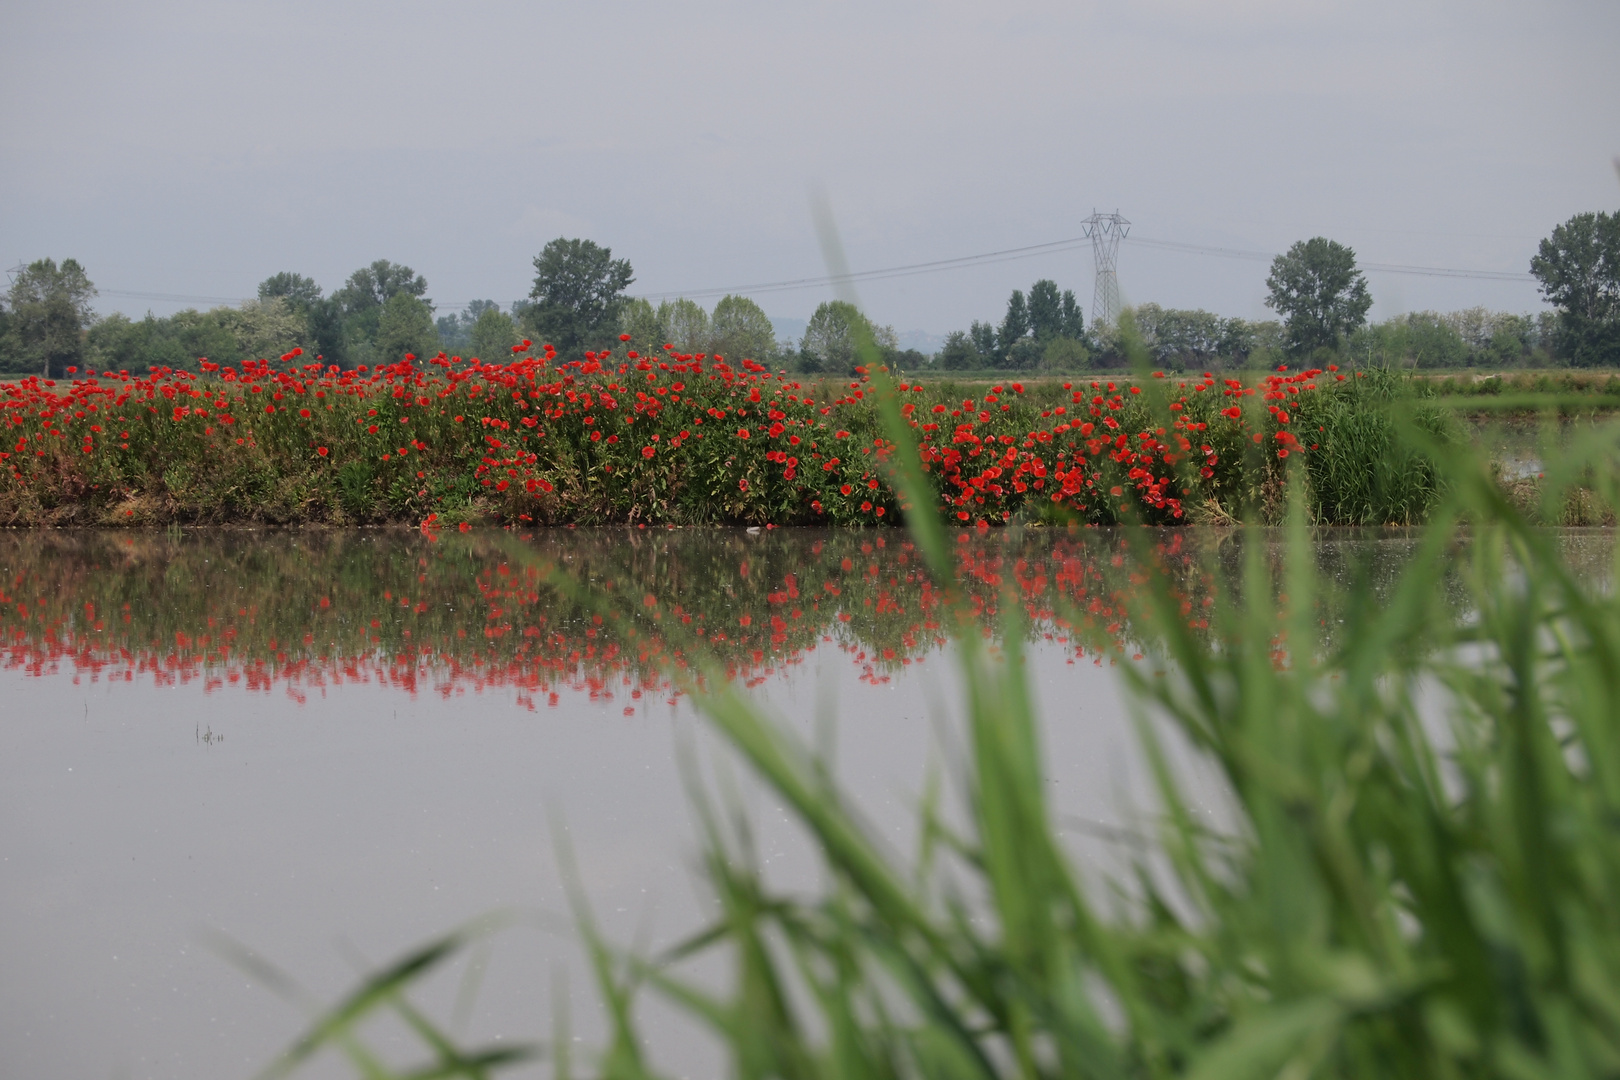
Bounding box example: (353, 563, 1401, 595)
(631, 235, 1098, 302)
(630, 231, 1534, 303)
(101, 288, 255, 305)
(1127, 236, 1535, 282)
(91, 229, 1538, 314)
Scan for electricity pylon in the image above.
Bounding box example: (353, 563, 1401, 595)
(1082, 210, 1130, 328)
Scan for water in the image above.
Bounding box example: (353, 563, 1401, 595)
(2, 526, 1593, 1079)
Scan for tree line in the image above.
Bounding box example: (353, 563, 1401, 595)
(2, 208, 1614, 378)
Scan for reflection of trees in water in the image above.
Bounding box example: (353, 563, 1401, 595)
(0, 527, 1564, 709)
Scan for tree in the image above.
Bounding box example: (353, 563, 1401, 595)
(1265, 237, 1373, 356)
(1530, 210, 1620, 367)
(1060, 290, 1085, 339)
(1004, 337, 1045, 370)
(436, 301, 501, 352)
(709, 295, 779, 363)
(969, 320, 997, 361)
(659, 298, 710, 355)
(1132, 303, 1228, 368)
(937, 330, 982, 370)
(4, 258, 97, 377)
(258, 272, 324, 310)
(1040, 337, 1089, 372)
(226, 298, 308, 360)
(330, 261, 430, 368)
(87, 307, 238, 373)
(1028, 280, 1063, 340)
(258, 271, 345, 363)
(999, 289, 1030, 359)
(334, 260, 429, 316)
(801, 301, 891, 373)
(375, 293, 440, 362)
(470, 307, 521, 360)
(525, 238, 634, 357)
(619, 297, 667, 352)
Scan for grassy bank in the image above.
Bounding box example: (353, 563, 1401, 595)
(0, 339, 1498, 528)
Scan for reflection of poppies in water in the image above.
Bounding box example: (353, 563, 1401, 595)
(0, 529, 1229, 711)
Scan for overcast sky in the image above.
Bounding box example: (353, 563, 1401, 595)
(3, 0, 1617, 335)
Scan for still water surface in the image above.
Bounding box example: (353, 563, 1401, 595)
(0, 526, 1560, 1079)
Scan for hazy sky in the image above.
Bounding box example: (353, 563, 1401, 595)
(3, 0, 1617, 334)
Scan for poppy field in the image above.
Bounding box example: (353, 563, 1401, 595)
(0, 336, 1452, 527)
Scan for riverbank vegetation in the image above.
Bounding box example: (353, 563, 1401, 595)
(0, 338, 1499, 528)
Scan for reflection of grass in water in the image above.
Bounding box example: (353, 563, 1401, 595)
(2, 525, 1527, 704)
(242, 335, 1620, 1080)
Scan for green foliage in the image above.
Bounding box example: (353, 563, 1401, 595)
(999, 288, 1030, 354)
(1531, 209, 1620, 367)
(660, 298, 710, 355)
(375, 293, 441, 362)
(969, 319, 998, 360)
(943, 281, 1087, 371)
(618, 295, 783, 366)
(618, 297, 665, 352)
(1129, 304, 1238, 369)
(1266, 237, 1374, 356)
(1002, 334, 1044, 369)
(1296, 367, 1459, 523)
(709, 295, 780, 363)
(1028, 280, 1063, 339)
(1040, 335, 1089, 371)
(335, 260, 430, 317)
(1346, 309, 1556, 370)
(437, 301, 502, 352)
(525, 238, 635, 356)
(231, 298, 310, 360)
(3, 257, 97, 377)
(1060, 287, 1086, 338)
(937, 329, 983, 370)
(258, 272, 324, 310)
(469, 306, 521, 360)
(801, 300, 893, 374)
(87, 305, 273, 373)
(258, 272, 344, 364)
(331, 260, 431, 366)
